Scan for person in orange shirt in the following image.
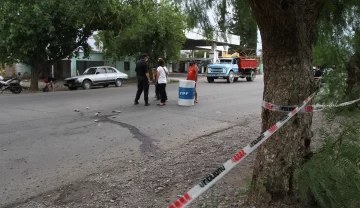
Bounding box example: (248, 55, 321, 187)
(187, 60, 199, 103)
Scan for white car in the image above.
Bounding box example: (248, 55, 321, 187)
(64, 66, 128, 90)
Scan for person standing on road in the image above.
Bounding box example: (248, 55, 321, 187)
(152, 64, 159, 100)
(134, 54, 151, 106)
(152, 57, 164, 101)
(187, 61, 199, 103)
(156, 59, 168, 106)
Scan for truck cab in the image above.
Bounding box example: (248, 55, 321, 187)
(206, 56, 258, 83)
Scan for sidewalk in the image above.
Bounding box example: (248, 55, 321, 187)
(21, 77, 180, 92)
(21, 80, 69, 91)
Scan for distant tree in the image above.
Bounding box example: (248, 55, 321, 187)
(0, 0, 121, 90)
(314, 0, 360, 99)
(228, 0, 257, 56)
(95, 0, 186, 67)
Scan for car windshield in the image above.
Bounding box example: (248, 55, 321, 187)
(83, 68, 97, 75)
(219, 59, 232, 64)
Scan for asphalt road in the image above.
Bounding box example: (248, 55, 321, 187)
(0, 76, 264, 207)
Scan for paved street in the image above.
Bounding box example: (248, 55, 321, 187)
(0, 76, 263, 207)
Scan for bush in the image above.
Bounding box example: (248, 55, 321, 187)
(294, 110, 360, 208)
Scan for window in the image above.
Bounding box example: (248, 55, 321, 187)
(124, 62, 130, 71)
(107, 68, 116, 73)
(96, 68, 106, 74)
(83, 67, 97, 75)
(219, 59, 232, 64)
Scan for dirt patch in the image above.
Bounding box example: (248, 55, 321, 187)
(54, 181, 109, 205)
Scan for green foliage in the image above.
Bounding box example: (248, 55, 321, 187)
(297, 2, 360, 205)
(294, 107, 360, 208)
(173, 0, 257, 52)
(0, 0, 120, 65)
(229, 0, 257, 54)
(314, 0, 360, 66)
(313, 0, 360, 101)
(295, 3, 360, 208)
(96, 0, 186, 66)
(0, 0, 121, 89)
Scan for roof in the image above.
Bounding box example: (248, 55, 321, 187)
(182, 30, 240, 50)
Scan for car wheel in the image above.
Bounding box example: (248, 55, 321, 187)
(43, 86, 49, 92)
(103, 84, 109, 88)
(68, 87, 77, 91)
(115, 79, 122, 87)
(10, 84, 22, 94)
(207, 77, 214, 83)
(82, 80, 92, 90)
(246, 70, 255, 82)
(227, 71, 234, 83)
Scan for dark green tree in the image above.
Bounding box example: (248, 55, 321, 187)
(0, 0, 121, 90)
(228, 0, 257, 56)
(313, 0, 360, 99)
(95, 0, 186, 67)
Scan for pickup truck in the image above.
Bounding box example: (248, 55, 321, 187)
(206, 57, 258, 83)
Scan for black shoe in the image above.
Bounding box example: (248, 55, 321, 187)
(145, 103, 150, 106)
(134, 100, 139, 105)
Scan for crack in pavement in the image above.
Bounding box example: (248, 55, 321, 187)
(95, 114, 160, 154)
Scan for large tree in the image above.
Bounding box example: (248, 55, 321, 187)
(245, 1, 323, 205)
(176, 0, 324, 206)
(95, 0, 186, 66)
(0, 0, 121, 91)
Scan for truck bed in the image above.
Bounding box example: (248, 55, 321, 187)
(238, 58, 257, 69)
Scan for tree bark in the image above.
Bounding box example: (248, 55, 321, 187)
(347, 54, 360, 100)
(246, 0, 324, 206)
(30, 63, 40, 91)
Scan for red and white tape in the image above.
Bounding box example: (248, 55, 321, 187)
(167, 93, 316, 208)
(262, 98, 360, 113)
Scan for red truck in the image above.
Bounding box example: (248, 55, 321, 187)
(206, 57, 258, 83)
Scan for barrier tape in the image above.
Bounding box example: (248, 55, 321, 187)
(262, 98, 360, 113)
(167, 93, 316, 208)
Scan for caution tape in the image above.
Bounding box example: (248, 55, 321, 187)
(167, 93, 316, 208)
(262, 98, 360, 113)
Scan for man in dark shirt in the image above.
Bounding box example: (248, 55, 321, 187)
(314, 66, 322, 80)
(135, 54, 151, 106)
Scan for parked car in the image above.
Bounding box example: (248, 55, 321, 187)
(64, 66, 128, 90)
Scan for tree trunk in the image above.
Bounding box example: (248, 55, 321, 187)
(246, 0, 324, 206)
(30, 63, 40, 91)
(347, 54, 360, 100)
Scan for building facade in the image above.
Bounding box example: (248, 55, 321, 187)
(3, 52, 138, 79)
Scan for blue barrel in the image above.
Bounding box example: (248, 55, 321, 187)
(178, 80, 195, 106)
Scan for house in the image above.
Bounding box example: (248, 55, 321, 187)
(4, 52, 137, 80)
